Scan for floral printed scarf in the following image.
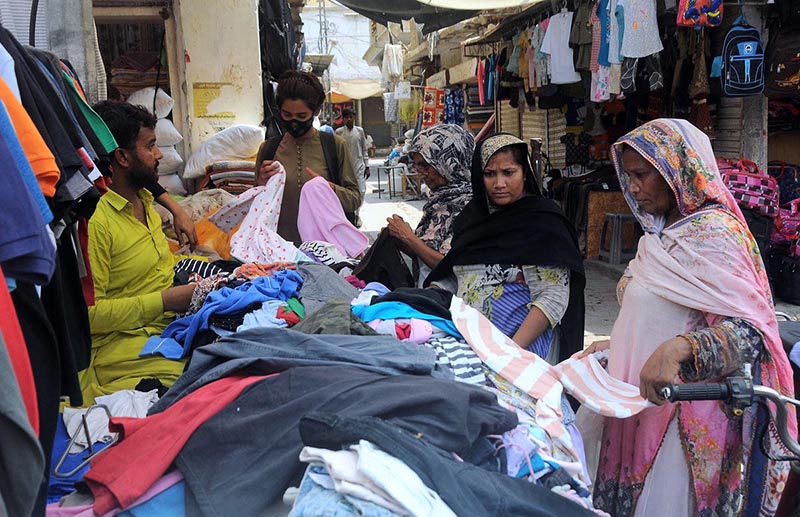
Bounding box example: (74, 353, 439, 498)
(407, 124, 474, 252)
(597, 119, 796, 516)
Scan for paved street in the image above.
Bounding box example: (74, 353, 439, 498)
(360, 158, 426, 237)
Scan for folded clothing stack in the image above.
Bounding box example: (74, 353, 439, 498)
(200, 161, 256, 194)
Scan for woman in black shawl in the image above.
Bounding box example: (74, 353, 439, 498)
(426, 133, 585, 363)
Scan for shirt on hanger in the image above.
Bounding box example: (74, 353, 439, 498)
(619, 0, 663, 58)
(0, 101, 54, 284)
(540, 11, 582, 84)
(607, 0, 623, 64)
(597, 0, 612, 66)
(0, 77, 60, 197)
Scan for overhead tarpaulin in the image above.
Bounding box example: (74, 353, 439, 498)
(334, 0, 477, 34)
(330, 79, 384, 100)
(416, 0, 543, 8)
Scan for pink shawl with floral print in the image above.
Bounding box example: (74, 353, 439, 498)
(597, 119, 796, 516)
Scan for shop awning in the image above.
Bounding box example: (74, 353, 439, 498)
(333, 0, 477, 34)
(330, 79, 384, 100)
(461, 1, 545, 54)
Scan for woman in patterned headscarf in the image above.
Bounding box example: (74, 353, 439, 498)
(581, 119, 795, 517)
(386, 124, 475, 286)
(425, 133, 585, 364)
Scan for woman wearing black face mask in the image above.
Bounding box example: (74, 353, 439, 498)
(255, 71, 362, 245)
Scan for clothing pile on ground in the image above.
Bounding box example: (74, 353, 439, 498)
(40, 238, 662, 516)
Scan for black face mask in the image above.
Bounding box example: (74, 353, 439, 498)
(281, 117, 314, 138)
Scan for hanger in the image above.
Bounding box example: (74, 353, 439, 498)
(53, 404, 118, 478)
(560, 0, 569, 13)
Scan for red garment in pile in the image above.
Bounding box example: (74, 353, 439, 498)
(0, 265, 39, 435)
(276, 306, 301, 326)
(85, 374, 271, 514)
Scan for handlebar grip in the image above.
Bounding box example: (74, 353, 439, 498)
(662, 382, 730, 402)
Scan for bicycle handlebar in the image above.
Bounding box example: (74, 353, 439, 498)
(661, 382, 731, 402)
(661, 378, 800, 459)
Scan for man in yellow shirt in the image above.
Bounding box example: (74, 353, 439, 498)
(81, 101, 197, 404)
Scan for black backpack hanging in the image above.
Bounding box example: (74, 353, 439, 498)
(764, 21, 800, 98)
(719, 15, 765, 96)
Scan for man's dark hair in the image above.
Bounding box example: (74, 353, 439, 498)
(93, 100, 157, 150)
(342, 108, 355, 118)
(276, 70, 326, 112)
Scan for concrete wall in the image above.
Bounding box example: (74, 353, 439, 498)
(175, 0, 264, 152)
(47, 0, 97, 102)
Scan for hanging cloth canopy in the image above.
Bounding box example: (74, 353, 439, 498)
(329, 79, 384, 100)
(333, 0, 477, 33)
(416, 0, 545, 7)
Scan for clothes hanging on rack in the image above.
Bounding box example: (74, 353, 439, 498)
(619, 0, 663, 58)
(570, 0, 594, 72)
(0, 22, 116, 517)
(541, 11, 582, 85)
(443, 86, 465, 126)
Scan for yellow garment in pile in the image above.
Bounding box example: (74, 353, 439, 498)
(81, 188, 191, 405)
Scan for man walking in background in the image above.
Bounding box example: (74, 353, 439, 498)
(335, 108, 370, 226)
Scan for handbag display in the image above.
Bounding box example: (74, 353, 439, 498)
(772, 199, 800, 247)
(767, 161, 800, 205)
(719, 158, 780, 218)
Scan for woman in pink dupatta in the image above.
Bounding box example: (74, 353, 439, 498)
(590, 119, 796, 516)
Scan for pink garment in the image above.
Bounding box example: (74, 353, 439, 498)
(297, 176, 368, 258)
(209, 169, 299, 263)
(449, 296, 577, 464)
(366, 318, 433, 344)
(590, 65, 611, 102)
(589, 2, 601, 73)
(450, 295, 651, 429)
(345, 275, 366, 289)
(555, 351, 652, 418)
(46, 470, 184, 517)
